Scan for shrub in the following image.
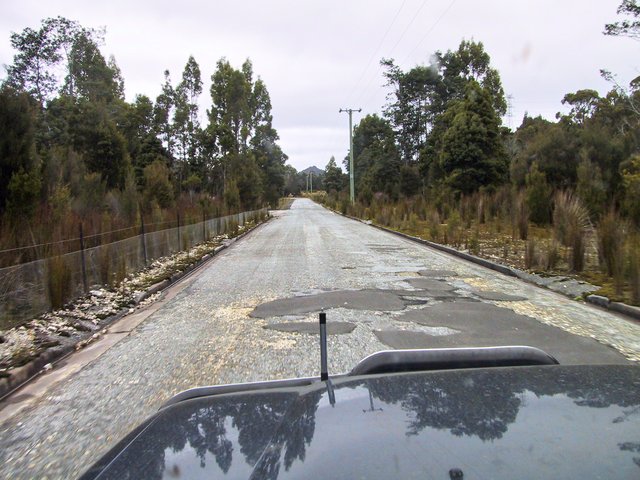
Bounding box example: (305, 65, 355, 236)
(553, 191, 590, 272)
(445, 211, 462, 247)
(597, 210, 625, 283)
(525, 163, 552, 224)
(576, 157, 606, 219)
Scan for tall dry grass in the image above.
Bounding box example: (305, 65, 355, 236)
(598, 210, 626, 294)
(553, 191, 590, 272)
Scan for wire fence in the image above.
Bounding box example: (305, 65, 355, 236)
(0, 208, 268, 329)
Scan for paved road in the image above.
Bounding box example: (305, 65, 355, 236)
(1, 198, 639, 478)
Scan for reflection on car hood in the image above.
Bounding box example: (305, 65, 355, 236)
(87, 365, 640, 479)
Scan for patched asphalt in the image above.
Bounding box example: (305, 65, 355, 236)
(417, 269, 459, 277)
(404, 277, 457, 291)
(470, 290, 527, 301)
(249, 289, 407, 317)
(264, 321, 356, 335)
(376, 300, 631, 364)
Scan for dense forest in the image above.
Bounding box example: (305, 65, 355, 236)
(0, 17, 287, 263)
(319, 2, 640, 302)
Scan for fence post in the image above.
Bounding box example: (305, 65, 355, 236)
(79, 223, 88, 293)
(177, 210, 181, 252)
(140, 213, 148, 265)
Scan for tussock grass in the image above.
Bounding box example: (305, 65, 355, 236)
(315, 188, 640, 306)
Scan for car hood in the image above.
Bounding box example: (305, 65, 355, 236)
(85, 364, 640, 479)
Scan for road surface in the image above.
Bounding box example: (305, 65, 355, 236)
(1, 198, 639, 478)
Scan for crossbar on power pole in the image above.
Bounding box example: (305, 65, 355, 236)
(339, 108, 362, 204)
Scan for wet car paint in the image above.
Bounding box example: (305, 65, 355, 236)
(84, 364, 640, 479)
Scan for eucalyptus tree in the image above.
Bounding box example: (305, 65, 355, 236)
(205, 57, 289, 206)
(604, 0, 640, 39)
(324, 156, 344, 194)
(174, 56, 203, 186)
(153, 70, 176, 159)
(4, 20, 61, 106)
(382, 58, 442, 164)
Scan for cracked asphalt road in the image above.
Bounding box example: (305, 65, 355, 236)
(1, 198, 639, 479)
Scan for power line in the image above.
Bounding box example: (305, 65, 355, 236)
(359, 0, 458, 110)
(386, 0, 431, 59)
(402, 0, 458, 64)
(344, 0, 408, 104)
(354, 0, 430, 106)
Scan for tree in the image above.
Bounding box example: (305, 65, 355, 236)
(174, 56, 203, 168)
(5, 167, 41, 221)
(209, 58, 252, 158)
(324, 156, 344, 193)
(4, 19, 61, 105)
(437, 39, 507, 117)
(512, 120, 579, 189)
(63, 30, 120, 103)
(621, 154, 640, 225)
(576, 156, 607, 219)
(350, 114, 402, 198)
(400, 164, 422, 196)
(143, 159, 174, 209)
(249, 78, 285, 205)
(69, 102, 130, 189)
(154, 70, 176, 158)
(438, 81, 508, 195)
(383, 40, 506, 172)
(0, 87, 39, 211)
(207, 58, 286, 206)
(108, 55, 125, 100)
(561, 90, 601, 125)
(382, 59, 443, 163)
(604, 0, 640, 39)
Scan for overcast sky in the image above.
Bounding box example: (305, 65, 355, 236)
(1, 0, 636, 171)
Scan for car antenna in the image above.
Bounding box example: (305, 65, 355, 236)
(319, 312, 336, 406)
(319, 312, 329, 381)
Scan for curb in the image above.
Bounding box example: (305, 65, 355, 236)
(0, 216, 271, 401)
(323, 203, 640, 322)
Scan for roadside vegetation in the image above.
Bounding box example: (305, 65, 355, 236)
(312, 3, 640, 306)
(0, 17, 287, 268)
